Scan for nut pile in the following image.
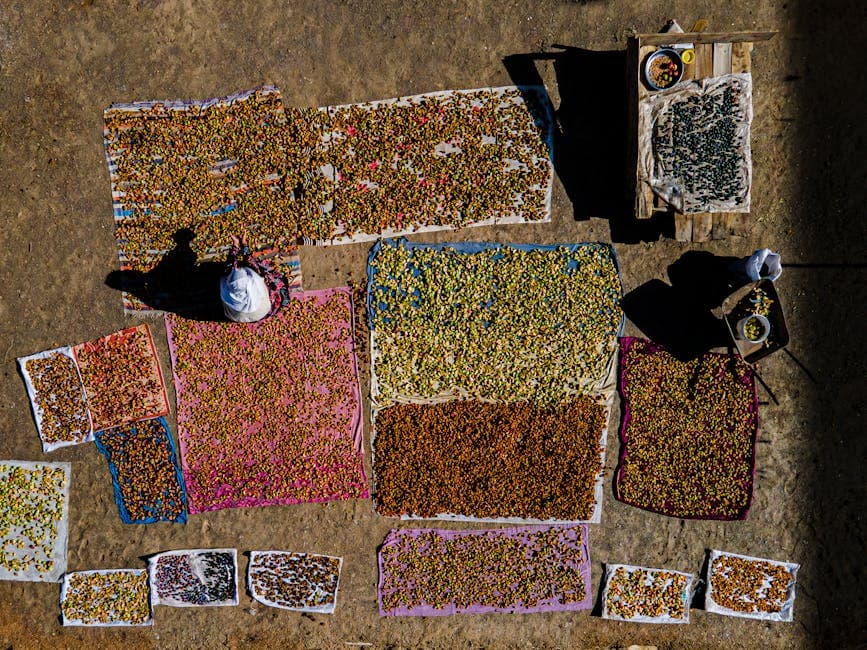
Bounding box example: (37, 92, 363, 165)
(323, 87, 552, 241)
(104, 86, 553, 275)
(94, 418, 187, 524)
(616, 338, 757, 519)
(604, 565, 691, 622)
(368, 241, 622, 405)
(378, 525, 589, 615)
(23, 351, 91, 449)
(249, 552, 341, 612)
(152, 551, 237, 606)
(0, 462, 69, 581)
(73, 324, 168, 431)
(709, 554, 795, 616)
(166, 288, 368, 513)
(61, 570, 151, 625)
(652, 76, 751, 212)
(105, 88, 307, 271)
(751, 286, 774, 317)
(374, 397, 606, 520)
(743, 316, 764, 341)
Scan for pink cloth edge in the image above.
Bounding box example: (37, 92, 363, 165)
(164, 287, 368, 515)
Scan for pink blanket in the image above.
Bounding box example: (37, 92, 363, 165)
(165, 287, 368, 513)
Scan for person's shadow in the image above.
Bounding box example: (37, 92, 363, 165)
(504, 46, 671, 243)
(105, 228, 224, 320)
(622, 251, 750, 360)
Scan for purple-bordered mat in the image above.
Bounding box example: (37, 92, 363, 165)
(614, 337, 759, 520)
(377, 524, 591, 616)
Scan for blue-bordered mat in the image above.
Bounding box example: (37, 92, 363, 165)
(365, 239, 623, 525)
(95, 416, 188, 524)
(366, 238, 624, 407)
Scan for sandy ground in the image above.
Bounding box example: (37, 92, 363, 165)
(0, 1, 865, 648)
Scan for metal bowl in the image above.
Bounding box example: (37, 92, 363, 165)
(644, 48, 685, 91)
(737, 313, 771, 344)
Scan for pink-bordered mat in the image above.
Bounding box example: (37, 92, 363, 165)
(165, 287, 368, 514)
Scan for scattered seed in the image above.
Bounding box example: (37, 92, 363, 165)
(165, 288, 368, 514)
(615, 337, 758, 519)
(20, 349, 91, 450)
(94, 417, 187, 524)
(603, 564, 692, 622)
(368, 241, 622, 406)
(325, 87, 553, 241)
(61, 570, 151, 625)
(708, 552, 797, 617)
(103, 86, 554, 300)
(150, 550, 237, 606)
(249, 552, 341, 612)
(650, 75, 751, 212)
(73, 324, 169, 431)
(0, 461, 70, 581)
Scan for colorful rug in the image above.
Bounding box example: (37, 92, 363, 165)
(103, 85, 553, 311)
(72, 324, 169, 431)
(104, 87, 305, 313)
(615, 337, 758, 520)
(94, 417, 187, 524)
(19, 325, 169, 443)
(148, 549, 238, 607)
(367, 239, 623, 407)
(165, 287, 368, 513)
(248, 552, 342, 613)
(377, 525, 591, 616)
(0, 461, 71, 582)
(372, 397, 609, 523)
(318, 86, 553, 244)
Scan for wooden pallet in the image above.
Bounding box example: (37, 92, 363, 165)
(628, 28, 775, 242)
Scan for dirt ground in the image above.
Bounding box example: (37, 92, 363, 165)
(0, 1, 864, 648)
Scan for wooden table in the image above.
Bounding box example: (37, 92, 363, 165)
(720, 279, 788, 364)
(628, 28, 776, 242)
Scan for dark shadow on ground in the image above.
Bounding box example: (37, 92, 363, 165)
(622, 251, 747, 360)
(794, 0, 867, 644)
(504, 46, 669, 243)
(590, 562, 608, 617)
(105, 228, 224, 320)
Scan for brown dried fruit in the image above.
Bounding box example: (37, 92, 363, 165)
(374, 398, 606, 520)
(710, 554, 795, 615)
(73, 324, 169, 431)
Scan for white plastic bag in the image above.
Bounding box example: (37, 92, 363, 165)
(746, 248, 782, 282)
